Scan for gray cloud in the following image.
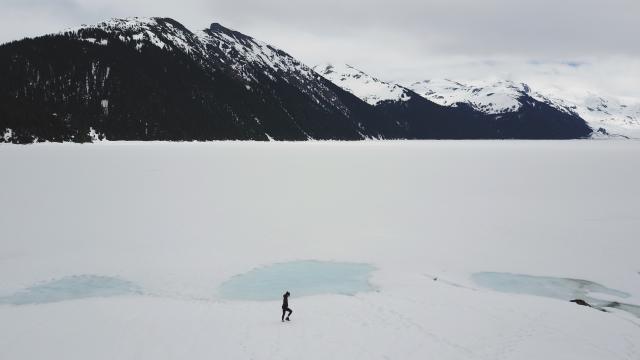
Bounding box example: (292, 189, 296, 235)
(204, 0, 640, 56)
(1, 0, 638, 97)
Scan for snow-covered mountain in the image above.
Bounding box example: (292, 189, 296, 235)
(1, 17, 392, 142)
(63, 18, 326, 90)
(0, 18, 593, 142)
(316, 64, 592, 139)
(581, 96, 640, 126)
(549, 94, 640, 138)
(313, 64, 411, 105)
(63, 17, 353, 120)
(62, 17, 206, 55)
(409, 79, 556, 114)
(408, 79, 640, 138)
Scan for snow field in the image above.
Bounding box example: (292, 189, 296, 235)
(1, 140, 639, 359)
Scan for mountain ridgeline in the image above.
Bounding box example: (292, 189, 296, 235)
(0, 17, 592, 143)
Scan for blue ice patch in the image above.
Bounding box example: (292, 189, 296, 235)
(472, 272, 640, 317)
(0, 275, 142, 305)
(472, 272, 629, 300)
(218, 260, 376, 301)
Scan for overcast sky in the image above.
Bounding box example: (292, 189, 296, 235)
(2, 0, 639, 99)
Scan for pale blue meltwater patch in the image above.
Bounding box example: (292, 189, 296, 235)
(0, 275, 142, 305)
(218, 260, 376, 301)
(472, 272, 640, 317)
(472, 272, 630, 300)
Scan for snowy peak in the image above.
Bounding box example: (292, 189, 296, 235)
(62, 17, 205, 55)
(410, 78, 588, 121)
(197, 22, 350, 116)
(62, 17, 317, 82)
(408, 78, 640, 137)
(408, 79, 542, 114)
(314, 63, 411, 105)
(61, 18, 348, 116)
(199, 22, 318, 83)
(581, 95, 640, 127)
(547, 94, 640, 138)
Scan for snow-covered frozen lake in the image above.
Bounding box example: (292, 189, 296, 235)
(1, 140, 639, 359)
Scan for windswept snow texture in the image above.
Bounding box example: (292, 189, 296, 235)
(315, 64, 411, 105)
(0, 275, 142, 305)
(472, 272, 640, 317)
(218, 260, 375, 301)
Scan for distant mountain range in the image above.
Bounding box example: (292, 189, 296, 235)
(407, 78, 640, 138)
(0, 17, 635, 143)
(316, 64, 639, 139)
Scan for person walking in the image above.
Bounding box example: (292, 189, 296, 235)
(282, 291, 292, 322)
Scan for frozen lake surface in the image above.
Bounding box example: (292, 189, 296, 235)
(1, 141, 639, 360)
(0, 275, 141, 305)
(218, 260, 376, 300)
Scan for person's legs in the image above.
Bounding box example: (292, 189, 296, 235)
(286, 308, 292, 320)
(282, 308, 286, 321)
